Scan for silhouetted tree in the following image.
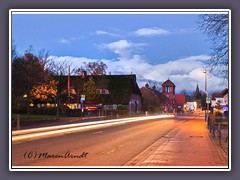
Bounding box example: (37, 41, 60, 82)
(83, 77, 99, 104)
(198, 14, 229, 81)
(12, 53, 49, 117)
(73, 61, 108, 76)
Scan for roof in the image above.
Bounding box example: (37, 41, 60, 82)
(212, 93, 222, 100)
(56, 74, 142, 105)
(211, 88, 228, 100)
(162, 79, 176, 87)
(175, 94, 186, 105)
(140, 87, 170, 106)
(221, 88, 228, 96)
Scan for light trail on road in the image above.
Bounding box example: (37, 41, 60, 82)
(12, 114, 174, 142)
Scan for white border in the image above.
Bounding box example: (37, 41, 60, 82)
(228, 9, 232, 172)
(10, 9, 230, 15)
(9, 9, 231, 172)
(9, 10, 13, 172)
(11, 166, 229, 172)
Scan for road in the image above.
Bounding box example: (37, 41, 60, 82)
(11, 115, 189, 167)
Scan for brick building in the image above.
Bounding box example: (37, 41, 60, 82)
(140, 79, 186, 113)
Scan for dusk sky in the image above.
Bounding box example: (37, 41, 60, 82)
(11, 10, 228, 94)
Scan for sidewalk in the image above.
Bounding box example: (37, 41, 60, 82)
(124, 112, 229, 167)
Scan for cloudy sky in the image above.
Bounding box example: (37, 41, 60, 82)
(11, 10, 228, 94)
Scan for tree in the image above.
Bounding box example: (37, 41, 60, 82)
(11, 40, 18, 60)
(12, 53, 50, 117)
(31, 80, 58, 103)
(46, 58, 70, 76)
(198, 14, 229, 81)
(83, 61, 108, 75)
(83, 77, 99, 104)
(147, 80, 162, 92)
(46, 59, 72, 100)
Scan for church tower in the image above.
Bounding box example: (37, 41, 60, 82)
(194, 83, 202, 100)
(162, 79, 176, 100)
(196, 83, 200, 94)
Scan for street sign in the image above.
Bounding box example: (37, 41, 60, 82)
(113, 104, 117, 110)
(81, 95, 85, 101)
(206, 98, 211, 104)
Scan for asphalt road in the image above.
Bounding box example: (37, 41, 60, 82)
(11, 116, 189, 167)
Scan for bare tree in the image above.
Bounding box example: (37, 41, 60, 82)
(73, 66, 85, 76)
(147, 80, 162, 92)
(83, 61, 108, 75)
(46, 59, 70, 76)
(198, 14, 229, 81)
(11, 40, 18, 60)
(71, 61, 108, 76)
(38, 48, 50, 66)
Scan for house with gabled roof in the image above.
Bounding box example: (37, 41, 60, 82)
(140, 84, 170, 112)
(140, 79, 186, 113)
(211, 88, 228, 107)
(56, 72, 142, 114)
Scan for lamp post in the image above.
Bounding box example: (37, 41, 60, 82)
(203, 70, 208, 122)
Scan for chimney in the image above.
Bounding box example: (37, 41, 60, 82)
(82, 70, 87, 78)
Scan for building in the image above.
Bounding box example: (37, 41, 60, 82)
(211, 88, 228, 107)
(162, 79, 186, 112)
(140, 79, 186, 113)
(140, 84, 170, 112)
(193, 83, 203, 109)
(56, 72, 142, 114)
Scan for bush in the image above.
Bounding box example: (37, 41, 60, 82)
(214, 110, 223, 117)
(12, 106, 28, 114)
(65, 109, 83, 117)
(117, 105, 127, 110)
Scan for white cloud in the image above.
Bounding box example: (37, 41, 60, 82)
(49, 54, 227, 94)
(98, 40, 147, 58)
(95, 30, 120, 37)
(135, 27, 171, 37)
(59, 38, 70, 44)
(58, 37, 82, 44)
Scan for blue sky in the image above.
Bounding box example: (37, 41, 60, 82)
(11, 11, 228, 94)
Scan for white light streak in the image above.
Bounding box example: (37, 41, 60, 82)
(12, 115, 173, 142)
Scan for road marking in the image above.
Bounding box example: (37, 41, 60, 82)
(92, 131, 103, 135)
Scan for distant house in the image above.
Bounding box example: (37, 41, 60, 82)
(175, 94, 186, 109)
(162, 79, 186, 112)
(140, 84, 170, 112)
(56, 72, 142, 114)
(211, 88, 228, 107)
(140, 79, 186, 113)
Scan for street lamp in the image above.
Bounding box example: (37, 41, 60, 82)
(203, 70, 208, 122)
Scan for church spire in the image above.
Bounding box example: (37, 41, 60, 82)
(196, 83, 200, 94)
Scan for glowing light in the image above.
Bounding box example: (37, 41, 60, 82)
(12, 115, 174, 142)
